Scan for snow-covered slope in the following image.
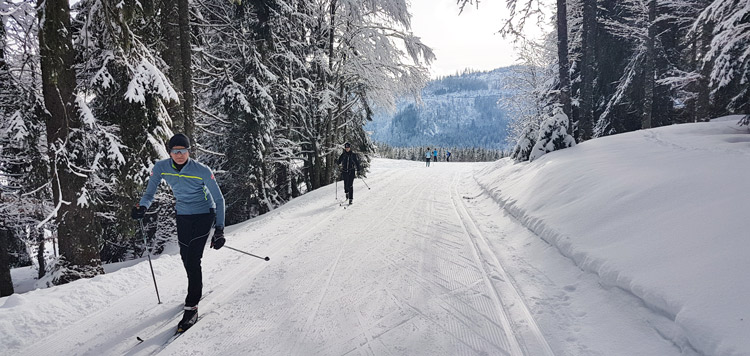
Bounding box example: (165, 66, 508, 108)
(1, 117, 748, 355)
(474, 116, 750, 356)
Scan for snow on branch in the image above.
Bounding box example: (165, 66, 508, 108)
(125, 59, 180, 104)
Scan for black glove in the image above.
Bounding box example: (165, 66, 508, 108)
(211, 227, 225, 250)
(131, 205, 146, 220)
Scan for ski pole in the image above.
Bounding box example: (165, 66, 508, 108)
(335, 177, 338, 201)
(224, 245, 270, 261)
(359, 177, 371, 190)
(138, 218, 162, 304)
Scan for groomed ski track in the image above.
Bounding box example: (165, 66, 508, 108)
(12, 159, 682, 356)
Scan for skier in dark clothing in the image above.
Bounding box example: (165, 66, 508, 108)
(337, 142, 361, 205)
(131, 133, 226, 333)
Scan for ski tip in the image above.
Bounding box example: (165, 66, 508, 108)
(136, 336, 144, 343)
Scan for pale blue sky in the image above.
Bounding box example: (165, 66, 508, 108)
(409, 0, 545, 78)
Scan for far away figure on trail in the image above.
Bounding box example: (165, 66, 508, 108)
(425, 147, 431, 167)
(433, 149, 438, 163)
(446, 150, 451, 162)
(337, 142, 361, 205)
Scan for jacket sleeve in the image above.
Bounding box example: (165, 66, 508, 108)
(355, 154, 362, 171)
(139, 162, 163, 209)
(337, 152, 344, 165)
(204, 168, 226, 228)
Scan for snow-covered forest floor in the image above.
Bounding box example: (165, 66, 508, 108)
(1, 117, 748, 356)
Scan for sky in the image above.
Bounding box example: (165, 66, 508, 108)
(408, 0, 547, 78)
(2, 116, 748, 355)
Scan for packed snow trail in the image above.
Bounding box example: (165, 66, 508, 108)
(7, 159, 684, 356)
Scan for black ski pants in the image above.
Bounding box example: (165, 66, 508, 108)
(177, 211, 215, 307)
(342, 171, 355, 200)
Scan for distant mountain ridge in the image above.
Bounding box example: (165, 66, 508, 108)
(367, 67, 517, 149)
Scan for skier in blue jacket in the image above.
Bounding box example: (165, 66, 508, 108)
(131, 133, 225, 332)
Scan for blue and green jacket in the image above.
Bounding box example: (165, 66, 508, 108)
(139, 158, 226, 228)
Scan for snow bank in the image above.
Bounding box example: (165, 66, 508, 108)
(474, 117, 750, 356)
(0, 254, 184, 352)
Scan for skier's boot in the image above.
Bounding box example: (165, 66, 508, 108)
(349, 198, 353, 205)
(177, 306, 198, 333)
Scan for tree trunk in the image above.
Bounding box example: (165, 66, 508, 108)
(556, 0, 572, 129)
(579, 0, 596, 140)
(0, 12, 6, 70)
(0, 228, 14, 297)
(177, 0, 194, 139)
(0, 20, 12, 297)
(38, 0, 103, 284)
(161, 1, 185, 134)
(311, 142, 322, 189)
(29, 228, 46, 279)
(642, 0, 656, 129)
(695, 18, 712, 122)
(323, 0, 338, 186)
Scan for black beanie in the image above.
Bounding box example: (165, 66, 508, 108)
(168, 134, 190, 150)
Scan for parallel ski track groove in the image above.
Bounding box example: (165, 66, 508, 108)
(213, 171, 410, 355)
(451, 171, 555, 356)
(369, 173, 515, 354)
(290, 170, 425, 355)
(448, 172, 526, 356)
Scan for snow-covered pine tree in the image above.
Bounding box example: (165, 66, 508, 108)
(529, 106, 576, 161)
(503, 34, 557, 162)
(264, 0, 313, 201)
(193, 0, 281, 222)
(0, 0, 53, 279)
(689, 0, 750, 118)
(38, 0, 104, 284)
(72, 0, 179, 262)
(510, 124, 538, 162)
(593, 0, 680, 136)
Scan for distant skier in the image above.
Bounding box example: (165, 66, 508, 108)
(425, 147, 431, 167)
(433, 149, 438, 163)
(337, 142, 361, 205)
(446, 151, 451, 162)
(131, 133, 226, 333)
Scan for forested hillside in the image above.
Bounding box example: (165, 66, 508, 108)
(367, 68, 517, 149)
